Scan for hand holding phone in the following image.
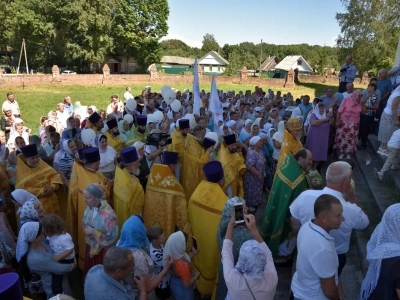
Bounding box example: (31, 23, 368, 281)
(234, 203, 245, 225)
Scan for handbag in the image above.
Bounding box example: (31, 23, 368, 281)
(243, 275, 257, 300)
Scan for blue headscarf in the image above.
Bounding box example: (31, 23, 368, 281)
(335, 92, 344, 106)
(238, 130, 251, 143)
(118, 215, 150, 250)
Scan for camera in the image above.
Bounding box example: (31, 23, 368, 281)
(146, 132, 172, 147)
(340, 67, 348, 73)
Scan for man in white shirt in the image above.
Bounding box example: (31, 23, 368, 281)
(123, 87, 133, 101)
(56, 103, 69, 130)
(2, 92, 21, 117)
(291, 194, 344, 300)
(290, 161, 369, 277)
(341, 82, 354, 100)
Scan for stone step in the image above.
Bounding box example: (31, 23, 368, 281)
(350, 137, 400, 291)
(366, 133, 400, 192)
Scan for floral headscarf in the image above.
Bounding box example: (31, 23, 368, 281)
(19, 200, 40, 225)
(360, 204, 400, 300)
(16, 222, 41, 261)
(235, 240, 268, 278)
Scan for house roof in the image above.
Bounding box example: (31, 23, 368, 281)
(160, 56, 194, 65)
(260, 56, 277, 71)
(273, 55, 313, 72)
(198, 51, 229, 66)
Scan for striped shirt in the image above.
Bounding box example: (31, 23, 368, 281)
(58, 153, 76, 179)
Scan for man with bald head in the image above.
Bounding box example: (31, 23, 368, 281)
(290, 161, 369, 278)
(338, 55, 357, 93)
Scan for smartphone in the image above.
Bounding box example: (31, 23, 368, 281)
(192, 236, 198, 250)
(234, 203, 245, 225)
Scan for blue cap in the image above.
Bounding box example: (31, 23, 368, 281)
(223, 134, 236, 146)
(203, 161, 224, 183)
(20, 144, 38, 158)
(162, 151, 179, 165)
(77, 148, 85, 160)
(82, 147, 100, 164)
(120, 147, 139, 164)
(178, 119, 190, 129)
(136, 115, 147, 126)
(88, 112, 101, 124)
(202, 137, 216, 149)
(0, 272, 23, 300)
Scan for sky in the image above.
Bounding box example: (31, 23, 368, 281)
(163, 0, 346, 48)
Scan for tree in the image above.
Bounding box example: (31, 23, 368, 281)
(201, 33, 220, 55)
(336, 0, 400, 74)
(113, 0, 169, 72)
(160, 39, 193, 57)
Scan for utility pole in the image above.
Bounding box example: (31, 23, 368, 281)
(259, 39, 262, 77)
(17, 39, 29, 75)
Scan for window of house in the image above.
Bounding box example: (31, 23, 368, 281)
(209, 66, 212, 71)
(218, 66, 221, 72)
(297, 60, 302, 66)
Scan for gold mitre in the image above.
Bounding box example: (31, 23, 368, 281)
(287, 117, 302, 130)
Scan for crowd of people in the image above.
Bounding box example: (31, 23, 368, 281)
(0, 56, 399, 300)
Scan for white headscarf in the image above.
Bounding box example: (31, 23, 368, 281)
(263, 122, 272, 134)
(313, 103, 326, 120)
(291, 107, 303, 119)
(16, 221, 40, 262)
(360, 204, 400, 300)
(244, 119, 253, 127)
(253, 117, 262, 127)
(163, 231, 191, 267)
(11, 189, 38, 207)
(249, 136, 261, 147)
(18, 200, 40, 225)
(273, 120, 285, 143)
(91, 134, 116, 168)
(235, 240, 268, 278)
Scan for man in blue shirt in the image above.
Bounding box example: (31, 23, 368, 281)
(319, 88, 334, 111)
(338, 56, 357, 93)
(377, 69, 393, 116)
(298, 95, 313, 121)
(84, 246, 148, 300)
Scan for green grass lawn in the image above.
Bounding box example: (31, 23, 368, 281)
(0, 81, 366, 131)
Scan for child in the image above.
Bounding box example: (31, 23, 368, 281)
(376, 128, 400, 182)
(41, 214, 75, 296)
(146, 226, 171, 300)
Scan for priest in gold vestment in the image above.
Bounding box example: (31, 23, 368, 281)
(66, 147, 111, 269)
(188, 160, 228, 297)
(277, 117, 303, 168)
(143, 151, 191, 240)
(113, 146, 145, 231)
(16, 144, 64, 216)
(181, 126, 214, 200)
(105, 118, 125, 157)
(166, 118, 190, 182)
(217, 134, 246, 198)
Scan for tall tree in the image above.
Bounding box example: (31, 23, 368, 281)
(201, 33, 220, 55)
(113, 0, 169, 72)
(336, 0, 400, 74)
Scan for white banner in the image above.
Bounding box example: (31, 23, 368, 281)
(208, 75, 223, 132)
(192, 56, 201, 115)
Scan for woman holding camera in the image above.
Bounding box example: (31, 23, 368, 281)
(222, 213, 277, 300)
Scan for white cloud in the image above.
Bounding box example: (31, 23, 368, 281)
(160, 33, 203, 48)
